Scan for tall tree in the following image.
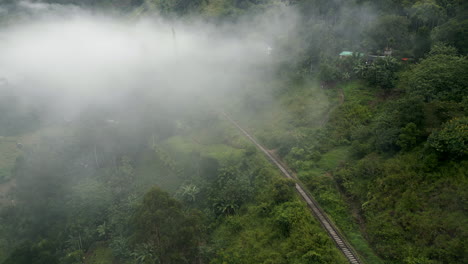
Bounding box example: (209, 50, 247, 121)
(132, 187, 202, 264)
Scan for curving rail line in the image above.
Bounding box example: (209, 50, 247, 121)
(222, 112, 363, 264)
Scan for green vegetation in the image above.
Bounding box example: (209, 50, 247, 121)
(0, 138, 19, 183)
(0, 105, 348, 263)
(86, 245, 114, 264)
(0, 0, 467, 264)
(231, 79, 385, 263)
(234, 44, 467, 263)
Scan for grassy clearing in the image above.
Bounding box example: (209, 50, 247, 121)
(230, 79, 331, 147)
(134, 151, 181, 194)
(85, 245, 114, 264)
(317, 147, 350, 170)
(340, 80, 375, 103)
(164, 132, 244, 164)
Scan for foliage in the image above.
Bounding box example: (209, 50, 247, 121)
(355, 57, 400, 90)
(85, 245, 114, 264)
(1, 1, 467, 264)
(409, 0, 447, 28)
(427, 117, 468, 158)
(235, 42, 468, 262)
(396, 122, 421, 151)
(61, 250, 84, 264)
(364, 15, 411, 52)
(2, 241, 59, 264)
(427, 42, 458, 56)
(401, 51, 468, 102)
(209, 165, 254, 215)
(132, 187, 202, 264)
(144, 0, 204, 15)
(432, 15, 468, 55)
(309, 53, 468, 263)
(210, 177, 348, 264)
(318, 60, 342, 83)
(0, 138, 20, 183)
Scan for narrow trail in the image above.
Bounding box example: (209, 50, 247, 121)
(222, 112, 363, 264)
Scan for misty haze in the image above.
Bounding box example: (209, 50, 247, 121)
(0, 1, 466, 264)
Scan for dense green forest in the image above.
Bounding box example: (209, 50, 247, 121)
(0, 0, 467, 264)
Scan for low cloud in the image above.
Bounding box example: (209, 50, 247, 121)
(0, 2, 298, 118)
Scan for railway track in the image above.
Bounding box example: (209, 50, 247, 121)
(222, 112, 363, 264)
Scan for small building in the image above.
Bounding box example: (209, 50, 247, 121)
(366, 55, 385, 63)
(339, 51, 364, 59)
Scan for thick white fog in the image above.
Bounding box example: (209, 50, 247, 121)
(0, 1, 298, 118)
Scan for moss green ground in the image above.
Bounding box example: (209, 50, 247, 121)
(85, 245, 114, 264)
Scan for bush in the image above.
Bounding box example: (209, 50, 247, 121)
(402, 53, 468, 102)
(397, 123, 421, 151)
(356, 57, 400, 90)
(427, 117, 468, 158)
(319, 61, 341, 83)
(270, 177, 295, 204)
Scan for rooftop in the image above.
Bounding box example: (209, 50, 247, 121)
(339, 51, 364, 57)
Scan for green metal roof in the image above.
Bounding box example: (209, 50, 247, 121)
(340, 51, 354, 56)
(339, 51, 364, 57)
